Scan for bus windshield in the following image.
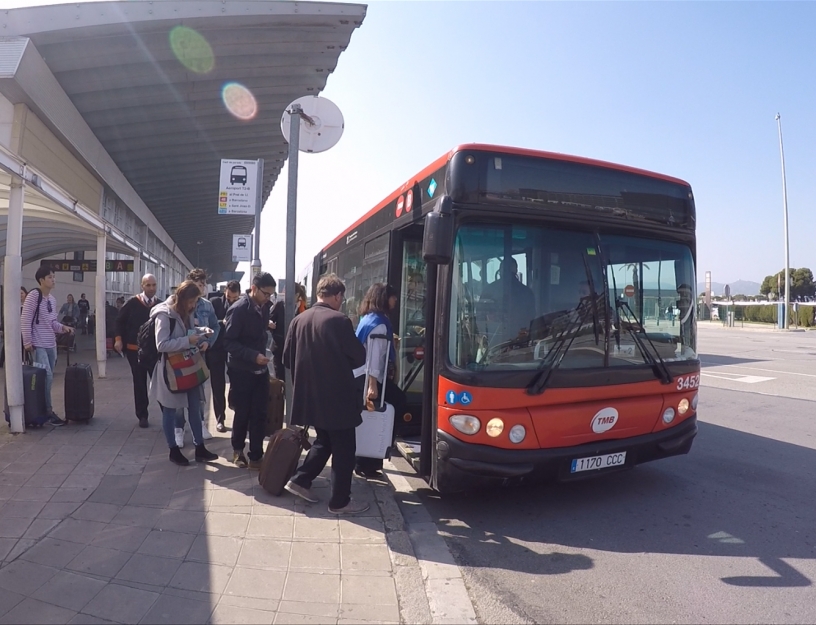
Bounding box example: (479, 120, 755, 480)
(449, 223, 696, 372)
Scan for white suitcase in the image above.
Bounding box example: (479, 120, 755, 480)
(355, 332, 394, 459)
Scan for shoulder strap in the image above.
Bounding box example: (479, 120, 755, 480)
(31, 289, 43, 328)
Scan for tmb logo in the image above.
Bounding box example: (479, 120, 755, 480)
(591, 407, 619, 434)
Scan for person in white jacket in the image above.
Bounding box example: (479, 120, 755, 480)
(149, 280, 218, 466)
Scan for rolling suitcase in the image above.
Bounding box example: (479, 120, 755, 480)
(266, 376, 285, 437)
(64, 363, 94, 421)
(3, 362, 49, 428)
(258, 427, 311, 496)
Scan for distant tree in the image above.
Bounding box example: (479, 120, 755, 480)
(760, 268, 815, 300)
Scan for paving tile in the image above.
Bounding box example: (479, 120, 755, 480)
(0, 588, 25, 617)
(82, 582, 159, 624)
(210, 490, 252, 508)
(338, 518, 385, 543)
(23, 518, 61, 540)
(0, 516, 33, 539)
(247, 515, 294, 539)
(67, 615, 118, 624)
(127, 486, 174, 507)
(277, 601, 338, 619)
(140, 592, 213, 625)
(282, 572, 340, 604)
(168, 561, 232, 595)
(204, 512, 250, 537)
(290, 541, 340, 572)
(24, 472, 67, 488)
(31, 570, 107, 612)
(293, 517, 339, 542)
(72, 502, 122, 523)
(62, 474, 104, 490)
(66, 545, 132, 578)
(0, 559, 59, 595)
(51, 487, 94, 503)
(0, 472, 30, 487)
(155, 509, 206, 534)
(0, 537, 17, 561)
(338, 603, 399, 622)
(137, 530, 195, 559)
(0, 500, 46, 519)
(49, 518, 108, 545)
(224, 567, 286, 601)
(3, 461, 47, 475)
(186, 534, 243, 567)
(340, 575, 397, 606)
(273, 613, 336, 625)
(0, 597, 77, 624)
(168, 492, 212, 512)
(110, 505, 163, 528)
(88, 475, 141, 505)
(0, 485, 20, 501)
(236, 538, 290, 570)
(39, 501, 82, 520)
(116, 553, 183, 586)
(20, 537, 86, 568)
(340, 543, 392, 572)
(11, 486, 57, 502)
(37, 463, 81, 476)
(217, 594, 279, 614)
(5, 538, 37, 563)
(91, 524, 151, 552)
(208, 604, 276, 624)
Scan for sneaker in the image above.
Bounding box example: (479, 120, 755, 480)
(284, 480, 318, 503)
(138, 417, 149, 429)
(215, 420, 227, 433)
(195, 444, 218, 463)
(232, 451, 248, 469)
(248, 459, 262, 470)
(48, 412, 66, 427)
(200, 422, 213, 440)
(174, 427, 185, 448)
(328, 498, 370, 515)
(169, 446, 189, 466)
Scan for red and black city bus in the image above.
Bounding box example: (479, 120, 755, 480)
(302, 144, 699, 493)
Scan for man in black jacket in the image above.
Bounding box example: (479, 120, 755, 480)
(283, 274, 368, 515)
(223, 272, 275, 468)
(114, 274, 158, 428)
(208, 280, 242, 433)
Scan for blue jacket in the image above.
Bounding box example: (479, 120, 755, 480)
(193, 297, 220, 348)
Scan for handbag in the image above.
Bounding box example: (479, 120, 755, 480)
(163, 348, 210, 393)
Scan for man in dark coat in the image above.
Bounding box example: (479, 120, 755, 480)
(208, 280, 242, 433)
(283, 273, 367, 515)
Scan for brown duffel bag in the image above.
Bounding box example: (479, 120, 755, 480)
(258, 426, 311, 496)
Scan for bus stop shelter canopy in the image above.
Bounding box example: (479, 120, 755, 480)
(0, 0, 365, 279)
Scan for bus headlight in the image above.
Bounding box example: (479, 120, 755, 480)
(485, 418, 504, 437)
(450, 415, 480, 435)
(691, 393, 698, 410)
(662, 407, 676, 424)
(508, 425, 526, 444)
(677, 398, 690, 415)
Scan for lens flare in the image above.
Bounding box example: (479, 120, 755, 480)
(222, 82, 258, 120)
(169, 26, 214, 74)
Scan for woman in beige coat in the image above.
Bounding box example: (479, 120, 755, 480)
(149, 280, 218, 466)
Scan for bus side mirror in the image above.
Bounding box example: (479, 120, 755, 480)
(422, 195, 454, 265)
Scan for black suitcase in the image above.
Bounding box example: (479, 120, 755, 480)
(4, 364, 49, 428)
(258, 427, 311, 496)
(64, 363, 94, 421)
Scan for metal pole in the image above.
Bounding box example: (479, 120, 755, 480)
(4, 173, 25, 432)
(283, 104, 301, 424)
(775, 113, 790, 329)
(95, 232, 107, 378)
(251, 159, 264, 278)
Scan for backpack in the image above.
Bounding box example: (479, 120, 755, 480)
(137, 315, 175, 372)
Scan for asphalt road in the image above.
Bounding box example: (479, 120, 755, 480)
(396, 323, 816, 624)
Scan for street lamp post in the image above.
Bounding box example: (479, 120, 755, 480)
(775, 113, 790, 329)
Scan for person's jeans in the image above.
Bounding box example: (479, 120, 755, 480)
(125, 350, 150, 420)
(291, 427, 356, 509)
(228, 369, 268, 462)
(206, 349, 228, 421)
(162, 390, 203, 449)
(33, 346, 57, 413)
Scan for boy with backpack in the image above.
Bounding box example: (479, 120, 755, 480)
(20, 267, 75, 426)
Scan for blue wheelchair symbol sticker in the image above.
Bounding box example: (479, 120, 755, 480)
(459, 391, 472, 405)
(446, 390, 473, 405)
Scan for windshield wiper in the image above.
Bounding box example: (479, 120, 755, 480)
(615, 298, 673, 385)
(526, 295, 599, 396)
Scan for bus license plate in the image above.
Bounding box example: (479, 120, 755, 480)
(570, 451, 627, 473)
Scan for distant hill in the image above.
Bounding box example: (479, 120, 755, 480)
(696, 280, 761, 296)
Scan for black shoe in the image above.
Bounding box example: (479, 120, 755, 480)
(169, 446, 189, 466)
(48, 412, 66, 427)
(215, 419, 227, 433)
(138, 417, 149, 429)
(354, 468, 383, 479)
(195, 444, 218, 463)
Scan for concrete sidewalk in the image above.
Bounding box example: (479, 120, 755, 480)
(0, 338, 434, 625)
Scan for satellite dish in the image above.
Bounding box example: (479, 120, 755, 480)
(281, 95, 344, 153)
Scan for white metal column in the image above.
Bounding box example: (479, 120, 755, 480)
(95, 232, 107, 378)
(3, 174, 25, 432)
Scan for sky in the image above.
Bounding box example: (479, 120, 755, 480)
(5, 0, 816, 288)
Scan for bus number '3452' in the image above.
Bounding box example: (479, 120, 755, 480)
(676, 375, 700, 391)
